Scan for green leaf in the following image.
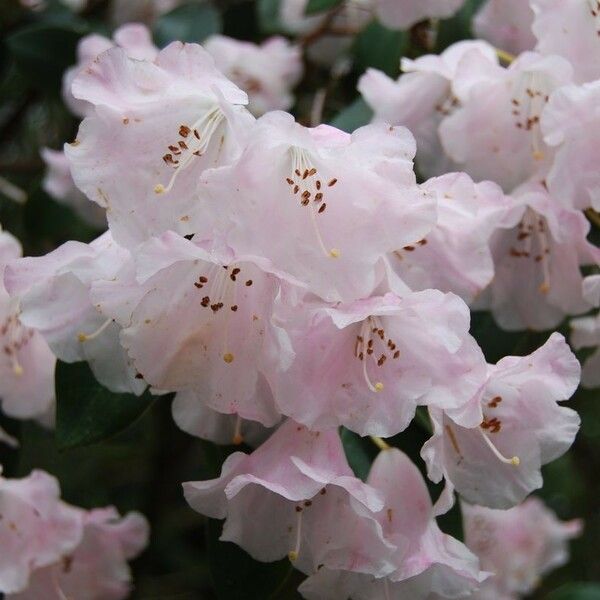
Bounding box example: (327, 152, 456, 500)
(353, 21, 408, 77)
(435, 0, 485, 52)
(257, 0, 282, 34)
(154, 2, 222, 46)
(207, 519, 293, 599)
(56, 361, 157, 450)
(547, 583, 600, 600)
(305, 0, 343, 15)
(329, 98, 373, 133)
(340, 428, 374, 481)
(6, 22, 87, 91)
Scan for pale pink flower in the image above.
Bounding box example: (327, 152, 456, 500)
(541, 80, 600, 211)
(0, 470, 82, 594)
(571, 314, 600, 388)
(474, 180, 600, 331)
(271, 290, 487, 437)
(373, 0, 466, 30)
(473, 0, 536, 55)
(172, 391, 274, 447)
(4, 232, 144, 395)
(422, 333, 581, 509)
(197, 113, 437, 303)
(389, 172, 522, 304)
(184, 420, 395, 577)
(531, 0, 600, 84)
(464, 498, 582, 599)
(358, 41, 498, 178)
(440, 52, 573, 191)
(62, 23, 158, 119)
(280, 0, 371, 66)
(91, 231, 292, 427)
(204, 35, 303, 116)
(0, 228, 55, 423)
(299, 448, 486, 600)
(41, 148, 105, 228)
(10, 507, 149, 600)
(65, 42, 253, 248)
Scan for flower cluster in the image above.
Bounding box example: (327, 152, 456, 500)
(2, 0, 596, 596)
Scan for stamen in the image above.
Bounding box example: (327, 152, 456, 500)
(77, 318, 113, 342)
(480, 430, 520, 466)
(288, 507, 303, 562)
(232, 415, 243, 445)
(155, 107, 225, 195)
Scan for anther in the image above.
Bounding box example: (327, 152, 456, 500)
(223, 352, 234, 363)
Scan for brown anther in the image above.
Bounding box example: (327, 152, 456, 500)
(231, 305, 238, 312)
(377, 355, 387, 366)
(307, 168, 317, 176)
(318, 203, 326, 214)
(393, 350, 400, 359)
(179, 125, 191, 137)
(286, 178, 294, 185)
(316, 180, 322, 190)
(245, 280, 253, 286)
(295, 505, 303, 513)
(199, 276, 208, 283)
(304, 500, 313, 507)
(314, 193, 323, 202)
(194, 129, 200, 139)
(328, 178, 338, 187)
(302, 169, 309, 179)
(293, 185, 299, 194)
(295, 169, 301, 177)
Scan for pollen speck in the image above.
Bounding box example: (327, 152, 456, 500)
(288, 551, 298, 562)
(329, 248, 341, 258)
(374, 382, 384, 392)
(223, 353, 234, 363)
(154, 184, 165, 194)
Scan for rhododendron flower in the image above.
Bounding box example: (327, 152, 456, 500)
(422, 333, 581, 509)
(65, 42, 252, 248)
(4, 232, 144, 395)
(373, 0, 466, 30)
(10, 507, 149, 600)
(280, 0, 371, 66)
(41, 148, 105, 228)
(571, 314, 600, 388)
(271, 291, 486, 437)
(463, 498, 582, 599)
(358, 41, 498, 178)
(473, 0, 536, 55)
(184, 420, 395, 577)
(474, 180, 600, 331)
(440, 52, 573, 191)
(204, 35, 303, 116)
(197, 113, 436, 302)
(0, 227, 55, 424)
(389, 172, 521, 304)
(0, 469, 82, 594)
(172, 391, 273, 446)
(92, 231, 291, 426)
(531, 0, 600, 84)
(62, 23, 158, 119)
(541, 80, 600, 211)
(299, 448, 486, 600)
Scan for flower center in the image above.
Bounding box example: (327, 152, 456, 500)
(1, 309, 31, 376)
(155, 106, 225, 195)
(286, 147, 340, 259)
(194, 263, 253, 363)
(511, 71, 552, 160)
(354, 316, 400, 393)
(479, 394, 520, 466)
(509, 208, 551, 294)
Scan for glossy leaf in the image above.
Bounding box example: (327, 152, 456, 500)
(329, 98, 373, 133)
(306, 0, 343, 15)
(154, 2, 222, 46)
(55, 360, 156, 450)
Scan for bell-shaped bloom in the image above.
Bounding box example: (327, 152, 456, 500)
(358, 41, 498, 179)
(0, 469, 83, 594)
(197, 112, 437, 303)
(184, 420, 395, 578)
(65, 42, 253, 249)
(373, 0, 466, 30)
(0, 228, 55, 423)
(541, 80, 600, 211)
(92, 231, 292, 427)
(10, 507, 149, 600)
(204, 35, 303, 116)
(473, 0, 536, 55)
(41, 148, 106, 228)
(62, 23, 158, 119)
(280, 0, 371, 66)
(440, 52, 573, 191)
(271, 290, 487, 437)
(4, 231, 144, 395)
(571, 314, 600, 388)
(389, 172, 522, 304)
(299, 448, 486, 600)
(474, 180, 600, 331)
(531, 0, 600, 84)
(422, 333, 581, 509)
(463, 498, 582, 599)
(172, 391, 274, 446)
